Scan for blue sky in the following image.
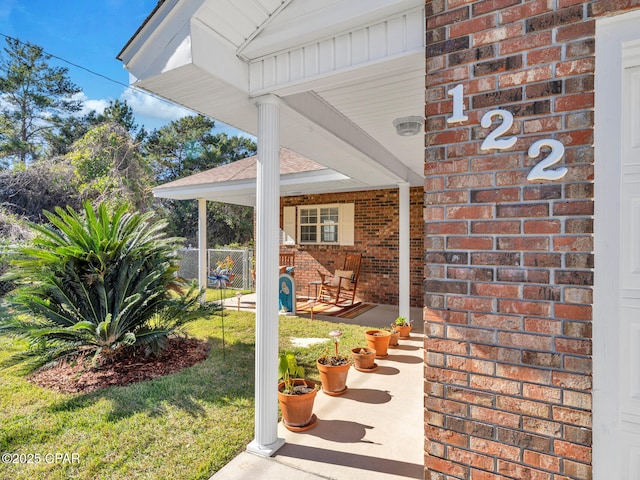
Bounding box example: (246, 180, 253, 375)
(0, 0, 244, 135)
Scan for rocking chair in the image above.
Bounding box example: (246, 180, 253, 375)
(317, 253, 362, 306)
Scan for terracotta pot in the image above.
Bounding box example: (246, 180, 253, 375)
(316, 359, 350, 396)
(351, 347, 376, 370)
(389, 330, 400, 346)
(365, 329, 391, 358)
(278, 379, 318, 431)
(396, 324, 412, 339)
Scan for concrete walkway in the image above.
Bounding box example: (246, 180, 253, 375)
(212, 296, 424, 480)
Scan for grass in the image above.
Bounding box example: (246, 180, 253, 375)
(0, 307, 379, 480)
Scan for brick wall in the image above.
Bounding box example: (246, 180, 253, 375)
(421, 2, 636, 479)
(280, 187, 423, 308)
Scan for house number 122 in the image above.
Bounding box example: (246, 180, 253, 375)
(447, 84, 568, 182)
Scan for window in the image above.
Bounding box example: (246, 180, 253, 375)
(299, 206, 339, 244)
(282, 203, 354, 246)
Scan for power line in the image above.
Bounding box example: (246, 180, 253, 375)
(0, 32, 188, 114)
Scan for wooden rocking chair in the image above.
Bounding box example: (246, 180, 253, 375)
(317, 253, 362, 306)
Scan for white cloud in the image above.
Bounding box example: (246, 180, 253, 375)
(120, 88, 193, 122)
(72, 91, 109, 117)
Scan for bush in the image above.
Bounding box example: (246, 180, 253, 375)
(0, 201, 214, 371)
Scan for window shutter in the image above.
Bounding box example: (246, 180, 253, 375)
(340, 203, 354, 246)
(282, 206, 296, 245)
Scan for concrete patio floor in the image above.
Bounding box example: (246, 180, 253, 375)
(213, 295, 424, 480)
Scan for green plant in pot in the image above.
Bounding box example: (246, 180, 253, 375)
(393, 316, 413, 339)
(316, 330, 350, 396)
(278, 352, 318, 431)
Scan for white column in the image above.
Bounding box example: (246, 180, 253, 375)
(398, 182, 411, 321)
(198, 198, 207, 304)
(246, 94, 284, 457)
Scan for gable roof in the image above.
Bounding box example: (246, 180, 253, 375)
(152, 148, 351, 206)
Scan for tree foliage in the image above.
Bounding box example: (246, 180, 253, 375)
(146, 116, 257, 246)
(0, 201, 215, 371)
(0, 37, 82, 166)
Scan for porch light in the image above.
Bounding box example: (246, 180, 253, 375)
(393, 116, 424, 136)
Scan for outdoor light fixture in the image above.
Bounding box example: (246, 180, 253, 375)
(393, 116, 424, 136)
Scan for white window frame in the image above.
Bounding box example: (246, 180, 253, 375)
(282, 203, 354, 246)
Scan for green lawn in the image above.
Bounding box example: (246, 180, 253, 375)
(0, 308, 378, 480)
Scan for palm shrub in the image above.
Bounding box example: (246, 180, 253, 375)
(0, 201, 214, 371)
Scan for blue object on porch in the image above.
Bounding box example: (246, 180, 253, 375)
(279, 273, 296, 315)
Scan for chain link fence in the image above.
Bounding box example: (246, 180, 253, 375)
(177, 248, 254, 290)
(0, 248, 255, 301)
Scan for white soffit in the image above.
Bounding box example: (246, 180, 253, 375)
(119, 0, 425, 189)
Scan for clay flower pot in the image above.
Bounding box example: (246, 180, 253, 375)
(317, 357, 350, 396)
(396, 324, 412, 339)
(365, 329, 391, 358)
(278, 379, 318, 431)
(351, 347, 377, 371)
(389, 329, 400, 347)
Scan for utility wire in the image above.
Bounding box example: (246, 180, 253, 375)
(0, 32, 190, 113)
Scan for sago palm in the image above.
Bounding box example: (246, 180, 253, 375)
(0, 201, 214, 371)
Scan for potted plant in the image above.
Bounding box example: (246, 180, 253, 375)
(365, 329, 391, 358)
(351, 347, 377, 372)
(316, 330, 350, 396)
(393, 316, 412, 339)
(389, 327, 400, 347)
(278, 352, 318, 431)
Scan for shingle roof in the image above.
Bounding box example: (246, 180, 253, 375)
(154, 148, 326, 190)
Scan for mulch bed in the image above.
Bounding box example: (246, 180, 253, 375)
(28, 337, 210, 394)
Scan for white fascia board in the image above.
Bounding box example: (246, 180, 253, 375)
(119, 0, 205, 79)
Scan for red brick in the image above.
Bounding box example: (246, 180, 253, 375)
(554, 304, 592, 320)
(499, 0, 553, 24)
(496, 364, 551, 385)
(522, 417, 563, 437)
(471, 374, 520, 395)
(447, 205, 494, 219)
(448, 445, 495, 471)
(523, 384, 562, 404)
(447, 236, 494, 250)
(552, 406, 592, 428)
(524, 317, 562, 335)
(498, 331, 553, 350)
(426, 221, 468, 235)
(555, 338, 592, 356)
(425, 424, 469, 447)
(523, 450, 561, 472)
(499, 32, 553, 56)
(524, 115, 562, 134)
(556, 19, 595, 42)
(472, 220, 520, 234)
(470, 437, 520, 462)
(425, 455, 469, 478)
(553, 236, 593, 252)
(523, 253, 562, 268)
(528, 46, 562, 65)
(471, 283, 520, 299)
(497, 396, 551, 418)
(470, 405, 521, 428)
(473, 23, 523, 47)
(524, 220, 561, 234)
(498, 236, 550, 251)
(449, 14, 497, 38)
(554, 93, 594, 112)
(497, 460, 552, 480)
(447, 173, 494, 189)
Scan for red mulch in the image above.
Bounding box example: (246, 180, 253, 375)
(28, 337, 210, 394)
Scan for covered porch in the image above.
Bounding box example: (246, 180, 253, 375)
(118, 0, 425, 457)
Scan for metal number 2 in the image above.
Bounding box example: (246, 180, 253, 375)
(527, 139, 568, 181)
(480, 109, 517, 150)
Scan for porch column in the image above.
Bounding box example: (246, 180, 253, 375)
(246, 94, 284, 457)
(198, 198, 207, 304)
(398, 182, 411, 320)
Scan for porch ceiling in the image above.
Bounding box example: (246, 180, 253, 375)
(118, 0, 425, 192)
